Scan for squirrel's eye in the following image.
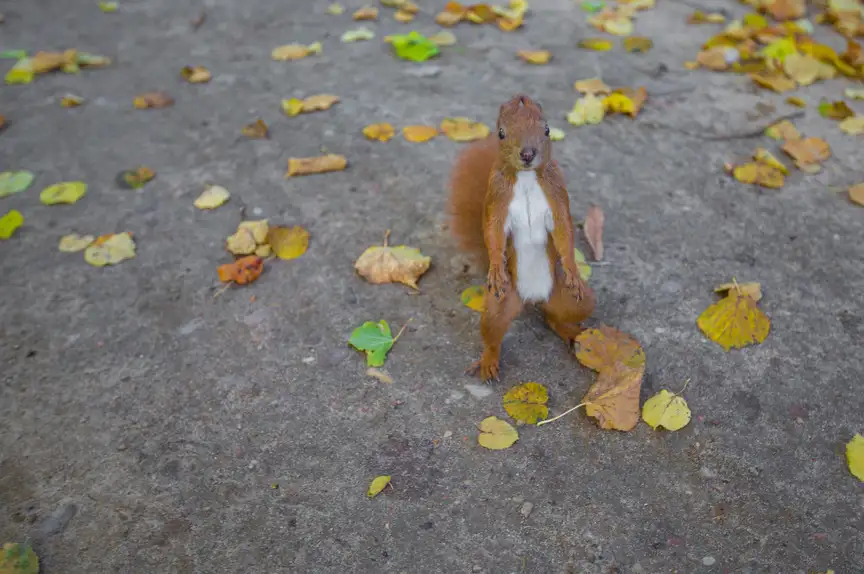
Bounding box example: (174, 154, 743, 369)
(498, 128, 506, 140)
(544, 125, 550, 137)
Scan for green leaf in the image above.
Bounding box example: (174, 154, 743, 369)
(0, 171, 35, 198)
(0, 542, 40, 574)
(348, 320, 395, 367)
(573, 247, 592, 281)
(581, 0, 605, 12)
(0, 209, 24, 239)
(390, 32, 440, 63)
(99, 1, 119, 12)
(0, 50, 27, 60)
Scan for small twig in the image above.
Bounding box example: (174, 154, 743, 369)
(212, 282, 232, 299)
(536, 402, 586, 426)
(392, 317, 412, 344)
(674, 378, 691, 396)
(383, 229, 391, 247)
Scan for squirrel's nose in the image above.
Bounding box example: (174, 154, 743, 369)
(520, 147, 537, 163)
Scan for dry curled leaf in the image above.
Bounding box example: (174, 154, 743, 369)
(181, 65, 211, 83)
(402, 125, 439, 142)
(782, 137, 831, 170)
(353, 5, 378, 19)
(697, 288, 770, 351)
(193, 185, 230, 210)
(354, 242, 431, 289)
(517, 49, 551, 64)
(362, 123, 396, 142)
(765, 119, 801, 141)
(714, 281, 762, 302)
(271, 42, 322, 61)
(574, 77, 611, 95)
(623, 37, 653, 53)
(579, 38, 614, 51)
(133, 91, 174, 109)
(241, 118, 269, 139)
(818, 100, 854, 120)
(267, 226, 310, 260)
(440, 117, 490, 142)
(217, 255, 264, 285)
(59, 233, 95, 252)
(394, 9, 415, 22)
(849, 183, 864, 206)
(583, 205, 604, 261)
(60, 94, 84, 107)
(750, 72, 796, 93)
(839, 116, 864, 135)
(733, 163, 785, 189)
(503, 382, 549, 424)
(286, 154, 348, 177)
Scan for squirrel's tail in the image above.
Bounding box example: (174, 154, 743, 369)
(447, 136, 497, 270)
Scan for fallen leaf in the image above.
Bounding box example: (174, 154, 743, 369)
(714, 281, 762, 302)
(354, 243, 431, 289)
(435, 2, 466, 26)
(0, 542, 39, 574)
(226, 228, 258, 256)
(754, 148, 789, 174)
(518, 49, 551, 64)
(567, 94, 605, 126)
(589, 9, 634, 36)
(366, 367, 393, 384)
(394, 9, 415, 22)
(0, 114, 5, 130)
(255, 244, 271, 257)
(327, 3, 345, 15)
(583, 205, 604, 261)
(241, 118, 269, 139)
(0, 209, 23, 239)
(696, 46, 737, 70)
(0, 50, 28, 60)
(286, 154, 348, 177)
(623, 37, 653, 53)
(402, 125, 439, 142)
(428, 31, 457, 46)
(4, 58, 35, 85)
(181, 65, 211, 83)
(58, 233, 95, 252)
(846, 88, 864, 100)
(573, 247, 592, 281)
(750, 72, 796, 93)
(117, 166, 155, 189)
(503, 382, 549, 424)
(818, 100, 855, 120)
(60, 93, 85, 107)
(848, 434, 864, 481)
(267, 226, 310, 260)
(390, 31, 440, 62)
(785, 96, 806, 108)
(582, 0, 606, 12)
(362, 123, 396, 142)
(764, 0, 805, 21)
(687, 10, 726, 23)
(40, 181, 87, 205)
(99, 2, 118, 12)
(0, 171, 34, 198)
(466, 4, 497, 23)
(765, 119, 801, 141)
(302, 94, 341, 112)
(238, 220, 269, 245)
(440, 117, 490, 142)
(783, 53, 833, 86)
(548, 127, 565, 141)
(477, 416, 519, 450)
(348, 320, 397, 367)
(367, 475, 391, 497)
(461, 285, 486, 312)
(194, 185, 231, 209)
(850, 183, 864, 206)
(271, 42, 322, 61)
(496, 14, 524, 31)
(733, 163, 785, 188)
(133, 91, 174, 109)
(84, 232, 136, 267)
(782, 137, 831, 169)
(698, 288, 770, 351)
(575, 326, 646, 431)
(217, 255, 264, 285)
(574, 77, 611, 95)
(579, 38, 614, 51)
(642, 389, 691, 431)
(341, 27, 376, 42)
(839, 116, 864, 135)
(606, 87, 647, 117)
(353, 5, 379, 20)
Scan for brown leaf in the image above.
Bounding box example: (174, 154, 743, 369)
(286, 154, 348, 177)
(242, 118, 269, 139)
(575, 325, 645, 372)
(217, 255, 264, 285)
(354, 243, 431, 289)
(583, 205, 605, 261)
(782, 137, 831, 170)
(181, 65, 211, 83)
(850, 183, 864, 207)
(133, 91, 174, 109)
(353, 5, 378, 19)
(764, 0, 805, 21)
(750, 72, 797, 93)
(582, 361, 644, 431)
(574, 77, 611, 96)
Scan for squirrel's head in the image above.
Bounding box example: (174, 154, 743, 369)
(496, 94, 550, 171)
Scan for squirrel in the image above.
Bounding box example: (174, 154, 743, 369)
(447, 93, 596, 382)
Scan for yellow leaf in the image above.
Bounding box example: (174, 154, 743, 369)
(394, 9, 415, 22)
(402, 125, 439, 142)
(477, 416, 519, 450)
(850, 183, 864, 207)
(623, 37, 653, 53)
(733, 162, 784, 188)
(362, 123, 396, 142)
(460, 285, 486, 312)
(845, 88, 864, 100)
(567, 94, 605, 126)
(281, 98, 304, 117)
(241, 118, 269, 139)
(785, 96, 806, 107)
(99, 2, 118, 12)
(40, 181, 87, 205)
(238, 220, 269, 245)
(429, 31, 457, 46)
(60, 94, 85, 107)
(576, 324, 646, 373)
(579, 38, 614, 51)
(226, 228, 258, 255)
(574, 77, 611, 95)
(783, 53, 826, 86)
(367, 475, 391, 497)
(502, 382, 549, 424)
(0, 209, 23, 239)
(754, 148, 789, 174)
(133, 91, 174, 109)
(255, 244, 271, 257)
(267, 226, 310, 260)
(687, 10, 726, 23)
(603, 93, 634, 115)
(286, 154, 348, 177)
(714, 281, 762, 302)
(750, 72, 796, 93)
(697, 289, 770, 351)
(818, 100, 854, 120)
(765, 119, 801, 141)
(573, 247, 592, 281)
(839, 116, 864, 135)
(847, 434, 864, 481)
(84, 232, 136, 267)
(496, 14, 524, 31)
(642, 389, 691, 431)
(548, 127, 565, 141)
(181, 65, 211, 83)
(271, 42, 321, 61)
(353, 5, 379, 20)
(354, 244, 431, 289)
(440, 117, 490, 142)
(517, 49, 551, 64)
(341, 27, 376, 42)
(327, 3, 345, 15)
(193, 185, 230, 210)
(59, 233, 95, 252)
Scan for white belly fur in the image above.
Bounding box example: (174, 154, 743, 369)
(504, 171, 555, 302)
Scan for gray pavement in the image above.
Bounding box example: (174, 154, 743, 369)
(1, 0, 863, 572)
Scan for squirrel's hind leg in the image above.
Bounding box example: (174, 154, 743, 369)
(539, 268, 596, 349)
(466, 287, 523, 382)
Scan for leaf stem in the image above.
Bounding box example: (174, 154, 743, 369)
(536, 403, 586, 427)
(392, 317, 412, 344)
(383, 228, 391, 247)
(674, 378, 691, 396)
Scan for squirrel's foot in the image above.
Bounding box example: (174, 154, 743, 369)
(465, 354, 500, 383)
(563, 269, 585, 301)
(487, 264, 510, 301)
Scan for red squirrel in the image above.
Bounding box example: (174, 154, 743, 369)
(447, 93, 596, 382)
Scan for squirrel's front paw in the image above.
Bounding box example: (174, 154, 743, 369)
(563, 268, 585, 300)
(487, 264, 510, 300)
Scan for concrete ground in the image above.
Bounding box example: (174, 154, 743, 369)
(1, 0, 863, 572)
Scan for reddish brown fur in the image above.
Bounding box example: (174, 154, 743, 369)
(447, 93, 596, 382)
